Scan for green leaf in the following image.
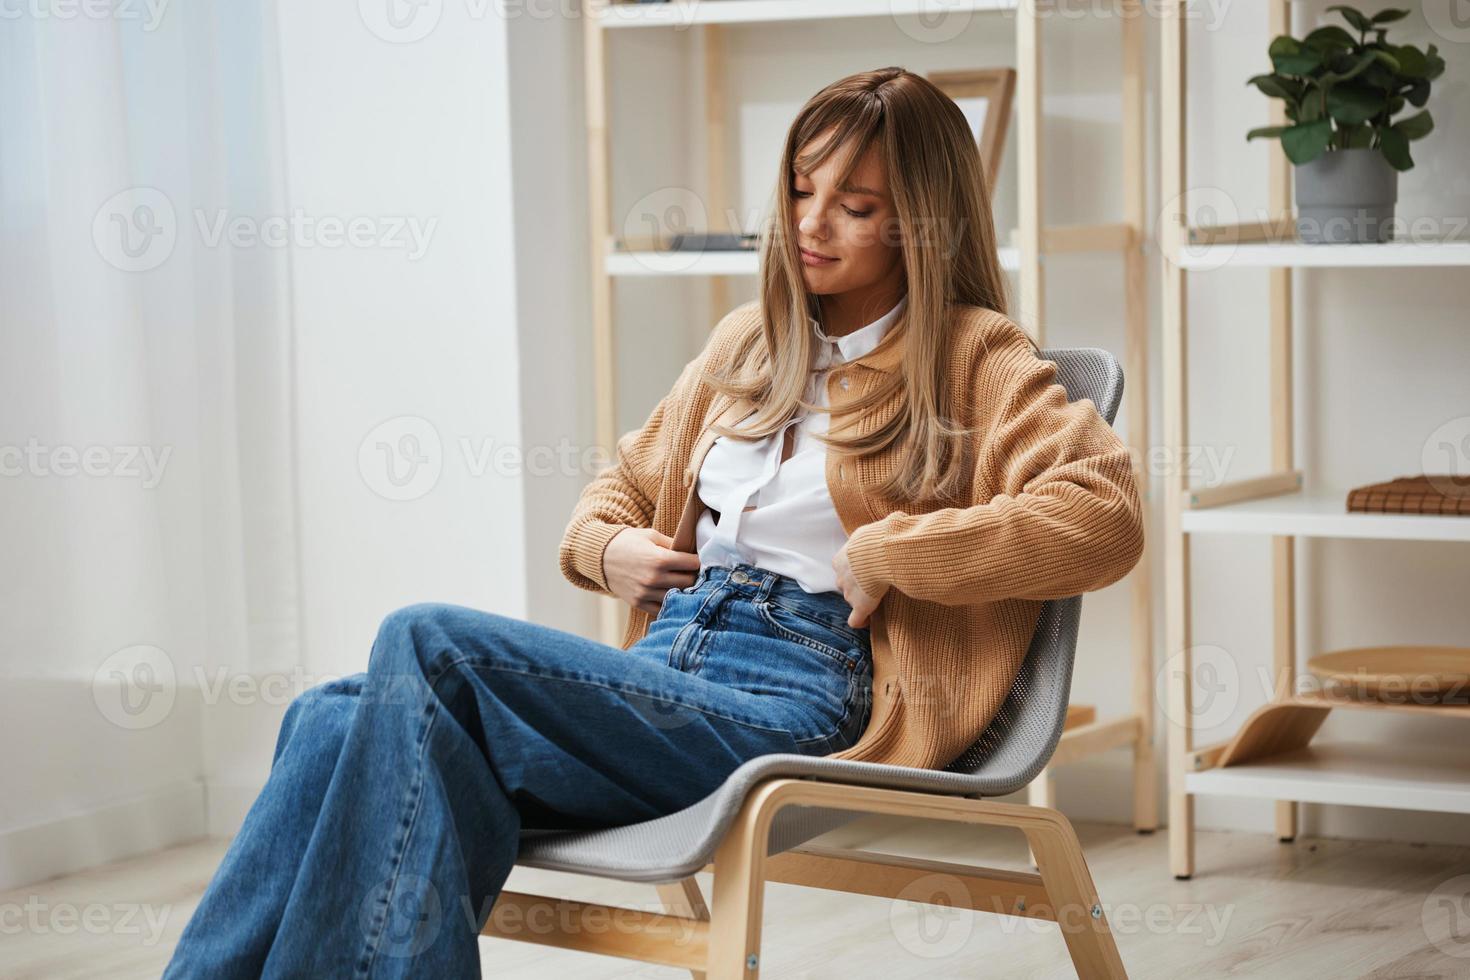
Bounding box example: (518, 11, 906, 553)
(1339, 123, 1375, 149)
(1281, 119, 1334, 164)
(1406, 79, 1431, 107)
(1322, 51, 1379, 85)
(1377, 125, 1414, 170)
(1246, 126, 1288, 141)
(1371, 8, 1409, 23)
(1394, 109, 1434, 140)
(1368, 48, 1402, 73)
(1393, 44, 1429, 78)
(1270, 36, 1323, 75)
(1326, 83, 1383, 124)
(1303, 25, 1357, 51)
(1327, 4, 1372, 33)
(1425, 51, 1447, 81)
(1246, 73, 1300, 101)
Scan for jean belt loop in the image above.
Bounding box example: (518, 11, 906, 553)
(755, 569, 777, 603)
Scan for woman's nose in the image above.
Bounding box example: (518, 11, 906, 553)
(798, 207, 827, 237)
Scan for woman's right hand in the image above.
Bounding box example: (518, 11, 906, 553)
(602, 527, 703, 615)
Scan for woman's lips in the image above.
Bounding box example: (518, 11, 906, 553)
(800, 247, 838, 266)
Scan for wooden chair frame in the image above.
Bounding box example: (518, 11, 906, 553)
(482, 777, 1128, 978)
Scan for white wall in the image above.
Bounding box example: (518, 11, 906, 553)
(201, 2, 534, 828)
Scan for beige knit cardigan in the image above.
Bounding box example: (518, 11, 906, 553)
(559, 300, 1145, 770)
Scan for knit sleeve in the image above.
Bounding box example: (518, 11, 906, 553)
(558, 308, 743, 595)
(843, 324, 1144, 607)
(557, 388, 676, 595)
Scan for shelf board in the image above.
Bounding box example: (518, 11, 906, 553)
(607, 245, 1020, 277)
(598, 0, 1018, 29)
(1177, 238, 1470, 270)
(1185, 740, 1470, 815)
(1180, 489, 1470, 543)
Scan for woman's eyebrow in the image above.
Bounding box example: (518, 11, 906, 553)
(838, 181, 886, 198)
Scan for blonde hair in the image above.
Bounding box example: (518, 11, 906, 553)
(702, 66, 1023, 505)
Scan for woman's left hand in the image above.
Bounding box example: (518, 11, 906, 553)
(832, 541, 886, 629)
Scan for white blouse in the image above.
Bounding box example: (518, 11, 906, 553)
(694, 294, 908, 594)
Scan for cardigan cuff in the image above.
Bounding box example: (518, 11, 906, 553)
(845, 518, 894, 603)
(565, 520, 630, 594)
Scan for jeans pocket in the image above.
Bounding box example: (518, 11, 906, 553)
(755, 598, 866, 668)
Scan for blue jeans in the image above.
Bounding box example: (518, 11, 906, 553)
(162, 560, 873, 978)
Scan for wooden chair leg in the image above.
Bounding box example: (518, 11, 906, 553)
(657, 878, 710, 980)
(701, 777, 1127, 979)
(1026, 767, 1055, 867)
(1022, 813, 1128, 979)
(705, 792, 769, 980)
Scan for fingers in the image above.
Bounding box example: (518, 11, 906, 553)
(653, 571, 699, 590)
(649, 530, 674, 548)
(660, 550, 702, 572)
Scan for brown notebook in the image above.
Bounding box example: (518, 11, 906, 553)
(1346, 475, 1470, 516)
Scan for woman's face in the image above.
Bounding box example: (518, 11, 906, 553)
(790, 135, 904, 300)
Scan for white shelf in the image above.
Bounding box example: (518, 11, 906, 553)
(1177, 239, 1470, 270)
(606, 249, 763, 277)
(598, 0, 1017, 29)
(1186, 740, 1470, 816)
(608, 245, 1020, 277)
(1180, 488, 1470, 543)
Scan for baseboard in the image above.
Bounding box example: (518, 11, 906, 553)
(0, 781, 207, 891)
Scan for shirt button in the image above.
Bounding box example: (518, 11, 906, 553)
(683, 468, 693, 488)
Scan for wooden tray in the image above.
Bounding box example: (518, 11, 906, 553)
(1306, 645, 1470, 700)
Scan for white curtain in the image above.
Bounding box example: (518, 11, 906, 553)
(0, 3, 299, 732)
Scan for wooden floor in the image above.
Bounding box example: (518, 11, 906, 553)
(6, 815, 1470, 978)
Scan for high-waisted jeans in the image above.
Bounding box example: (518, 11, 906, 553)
(161, 560, 874, 978)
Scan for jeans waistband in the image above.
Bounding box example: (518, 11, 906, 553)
(691, 561, 856, 622)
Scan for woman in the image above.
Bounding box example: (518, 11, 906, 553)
(163, 67, 1143, 977)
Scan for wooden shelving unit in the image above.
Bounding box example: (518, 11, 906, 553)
(1159, 0, 1470, 878)
(582, 0, 1153, 824)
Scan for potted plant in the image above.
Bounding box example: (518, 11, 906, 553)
(1246, 5, 1444, 244)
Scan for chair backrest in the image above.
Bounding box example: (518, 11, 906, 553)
(942, 346, 1126, 788)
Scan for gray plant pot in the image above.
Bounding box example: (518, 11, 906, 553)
(1294, 147, 1398, 244)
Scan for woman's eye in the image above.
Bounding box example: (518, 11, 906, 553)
(791, 188, 871, 218)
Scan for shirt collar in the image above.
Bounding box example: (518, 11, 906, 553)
(808, 294, 908, 369)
